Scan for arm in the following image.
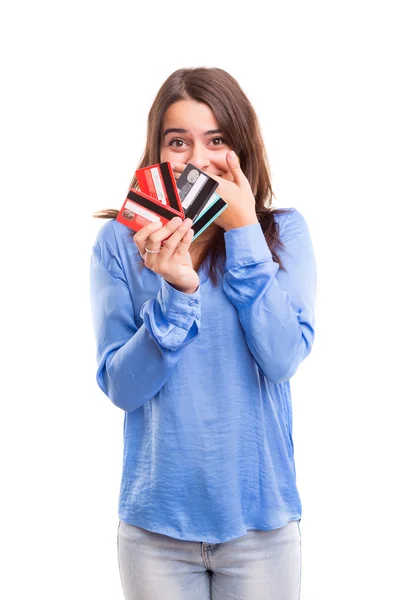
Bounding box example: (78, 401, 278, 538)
(90, 247, 201, 412)
(222, 208, 317, 384)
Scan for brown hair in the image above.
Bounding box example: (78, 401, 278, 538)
(93, 67, 290, 284)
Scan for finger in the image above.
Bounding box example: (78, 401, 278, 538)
(133, 220, 163, 255)
(211, 170, 235, 183)
(159, 218, 193, 259)
(145, 216, 183, 250)
(208, 173, 229, 200)
(171, 162, 187, 180)
(142, 216, 184, 268)
(171, 162, 187, 173)
(176, 227, 194, 254)
(225, 150, 245, 185)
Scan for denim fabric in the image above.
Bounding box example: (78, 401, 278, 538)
(117, 519, 302, 599)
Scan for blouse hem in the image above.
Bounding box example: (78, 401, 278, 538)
(117, 511, 302, 544)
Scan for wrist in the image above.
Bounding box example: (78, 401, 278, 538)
(223, 215, 258, 231)
(165, 280, 199, 295)
(174, 285, 199, 294)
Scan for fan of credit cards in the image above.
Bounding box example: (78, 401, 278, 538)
(116, 162, 227, 240)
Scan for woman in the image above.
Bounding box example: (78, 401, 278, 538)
(90, 66, 317, 600)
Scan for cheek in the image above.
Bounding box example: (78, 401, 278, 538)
(159, 148, 172, 162)
(211, 152, 230, 174)
(160, 148, 191, 165)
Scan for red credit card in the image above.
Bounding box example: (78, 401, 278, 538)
(116, 188, 183, 233)
(136, 161, 184, 215)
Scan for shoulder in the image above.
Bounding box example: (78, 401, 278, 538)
(272, 206, 307, 224)
(94, 215, 132, 244)
(273, 207, 312, 240)
(92, 218, 138, 274)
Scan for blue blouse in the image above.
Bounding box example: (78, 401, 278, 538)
(90, 207, 317, 543)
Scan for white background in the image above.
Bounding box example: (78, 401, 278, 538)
(1, 1, 399, 598)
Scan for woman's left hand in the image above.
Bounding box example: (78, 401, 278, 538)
(172, 151, 258, 231)
(209, 151, 258, 231)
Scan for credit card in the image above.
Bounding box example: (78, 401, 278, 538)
(177, 164, 219, 221)
(192, 195, 227, 240)
(136, 162, 184, 215)
(116, 188, 183, 233)
(119, 162, 226, 239)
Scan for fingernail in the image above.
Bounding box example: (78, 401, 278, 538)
(172, 216, 182, 224)
(171, 163, 176, 169)
(227, 151, 235, 160)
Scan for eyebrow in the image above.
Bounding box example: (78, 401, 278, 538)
(163, 128, 223, 138)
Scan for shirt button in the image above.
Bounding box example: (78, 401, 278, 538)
(189, 300, 196, 306)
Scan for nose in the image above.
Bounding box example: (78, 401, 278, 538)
(187, 144, 211, 171)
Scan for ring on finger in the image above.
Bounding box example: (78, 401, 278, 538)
(144, 245, 162, 254)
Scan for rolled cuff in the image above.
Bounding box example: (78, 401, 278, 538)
(157, 279, 201, 328)
(224, 223, 273, 269)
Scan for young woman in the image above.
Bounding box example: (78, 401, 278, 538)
(90, 66, 317, 600)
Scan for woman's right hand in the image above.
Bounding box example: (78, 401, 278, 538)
(133, 217, 199, 294)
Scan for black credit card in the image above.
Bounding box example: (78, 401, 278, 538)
(177, 164, 219, 221)
(192, 196, 227, 240)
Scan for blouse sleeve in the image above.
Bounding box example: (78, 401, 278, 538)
(90, 246, 201, 412)
(222, 208, 317, 384)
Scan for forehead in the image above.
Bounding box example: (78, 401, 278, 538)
(162, 100, 219, 130)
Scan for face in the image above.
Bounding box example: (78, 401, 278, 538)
(159, 99, 233, 177)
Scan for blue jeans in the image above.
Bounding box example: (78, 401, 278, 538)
(117, 519, 302, 599)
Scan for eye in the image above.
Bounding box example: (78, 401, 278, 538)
(210, 137, 227, 147)
(168, 138, 188, 148)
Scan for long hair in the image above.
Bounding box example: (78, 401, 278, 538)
(93, 67, 290, 284)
